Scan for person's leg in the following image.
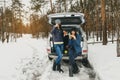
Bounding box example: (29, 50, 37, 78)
(52, 45, 57, 71)
(72, 52, 81, 73)
(69, 49, 75, 65)
(60, 44, 64, 55)
(54, 44, 62, 64)
(69, 51, 81, 75)
(57, 44, 64, 72)
(73, 52, 81, 59)
(54, 44, 64, 72)
(52, 60, 56, 71)
(72, 62, 79, 74)
(54, 44, 63, 65)
(69, 49, 74, 76)
(52, 44, 61, 71)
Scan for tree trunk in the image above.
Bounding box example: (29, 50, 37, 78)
(117, 26, 120, 57)
(64, 0, 67, 12)
(117, 13, 120, 57)
(50, 0, 53, 13)
(101, 0, 107, 45)
(96, 0, 99, 41)
(116, 0, 120, 57)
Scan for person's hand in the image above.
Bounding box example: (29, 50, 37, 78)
(55, 24, 59, 28)
(70, 35, 76, 39)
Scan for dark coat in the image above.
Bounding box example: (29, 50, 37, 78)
(51, 27, 63, 43)
(68, 33, 82, 53)
(63, 35, 69, 50)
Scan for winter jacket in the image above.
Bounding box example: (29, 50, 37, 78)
(63, 35, 69, 50)
(68, 33, 82, 53)
(51, 27, 63, 44)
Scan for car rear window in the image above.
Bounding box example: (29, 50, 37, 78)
(51, 17, 82, 25)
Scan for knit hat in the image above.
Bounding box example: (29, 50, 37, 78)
(55, 19, 61, 24)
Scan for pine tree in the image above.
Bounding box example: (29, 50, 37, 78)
(101, 0, 107, 45)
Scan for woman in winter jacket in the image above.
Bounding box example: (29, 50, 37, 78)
(68, 28, 82, 77)
(51, 19, 64, 73)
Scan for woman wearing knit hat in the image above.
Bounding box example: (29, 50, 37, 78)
(51, 19, 64, 73)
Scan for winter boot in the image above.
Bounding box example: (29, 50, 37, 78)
(52, 60, 57, 71)
(72, 63, 80, 74)
(69, 65, 73, 77)
(57, 64, 64, 73)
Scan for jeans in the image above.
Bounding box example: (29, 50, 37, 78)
(54, 44, 63, 65)
(69, 49, 81, 65)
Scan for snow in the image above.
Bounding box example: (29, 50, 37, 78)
(88, 42, 120, 80)
(0, 34, 120, 80)
(0, 35, 48, 80)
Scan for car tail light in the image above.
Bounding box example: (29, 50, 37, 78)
(47, 48, 51, 54)
(83, 50, 88, 53)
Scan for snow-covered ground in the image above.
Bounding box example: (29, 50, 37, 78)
(0, 35, 92, 80)
(0, 35, 48, 80)
(0, 34, 120, 80)
(88, 42, 120, 80)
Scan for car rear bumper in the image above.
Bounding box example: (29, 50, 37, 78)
(48, 53, 87, 60)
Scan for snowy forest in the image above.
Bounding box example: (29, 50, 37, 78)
(0, 0, 120, 80)
(0, 0, 120, 44)
(0, 0, 120, 53)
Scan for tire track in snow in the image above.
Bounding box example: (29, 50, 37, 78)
(16, 38, 49, 80)
(24, 42, 49, 80)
